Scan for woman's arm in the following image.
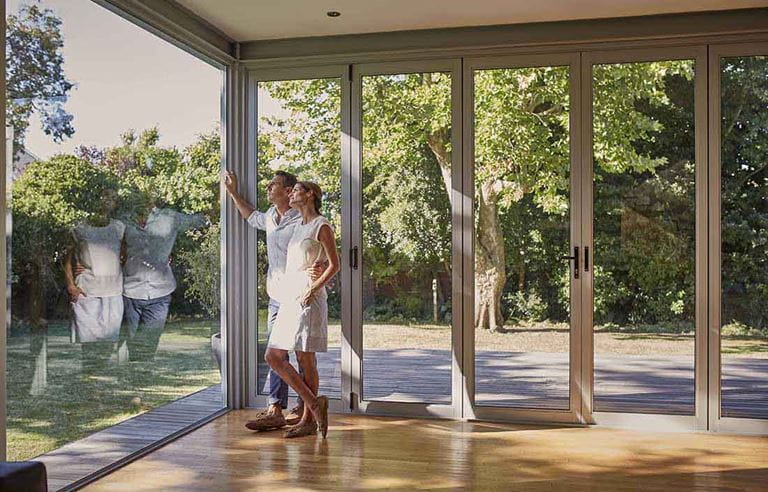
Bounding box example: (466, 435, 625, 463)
(64, 249, 85, 302)
(302, 224, 340, 304)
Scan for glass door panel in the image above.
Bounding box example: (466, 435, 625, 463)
(592, 59, 697, 415)
(256, 78, 343, 400)
(472, 64, 572, 409)
(719, 55, 768, 420)
(360, 71, 453, 404)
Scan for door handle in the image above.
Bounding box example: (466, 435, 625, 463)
(584, 246, 589, 272)
(350, 246, 358, 270)
(560, 246, 579, 279)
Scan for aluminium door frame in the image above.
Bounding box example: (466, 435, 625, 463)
(581, 46, 709, 431)
(350, 58, 462, 418)
(246, 65, 352, 414)
(462, 52, 585, 424)
(708, 42, 768, 435)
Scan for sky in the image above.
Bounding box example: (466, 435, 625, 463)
(6, 0, 222, 159)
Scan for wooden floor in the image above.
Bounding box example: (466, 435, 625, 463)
(39, 349, 768, 490)
(84, 410, 768, 491)
(266, 348, 768, 417)
(39, 385, 224, 491)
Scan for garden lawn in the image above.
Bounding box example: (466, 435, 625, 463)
(7, 319, 220, 461)
(330, 321, 768, 357)
(252, 307, 768, 357)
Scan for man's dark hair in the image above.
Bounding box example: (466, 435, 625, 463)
(274, 170, 297, 189)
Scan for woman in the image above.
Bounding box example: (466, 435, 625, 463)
(265, 181, 339, 438)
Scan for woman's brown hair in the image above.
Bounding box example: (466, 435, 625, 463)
(298, 181, 322, 213)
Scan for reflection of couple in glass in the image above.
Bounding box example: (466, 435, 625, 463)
(64, 189, 205, 368)
(225, 169, 338, 439)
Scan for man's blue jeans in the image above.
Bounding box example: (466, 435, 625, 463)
(265, 299, 303, 409)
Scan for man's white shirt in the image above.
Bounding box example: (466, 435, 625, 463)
(247, 206, 302, 301)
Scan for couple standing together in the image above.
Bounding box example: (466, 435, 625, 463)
(225, 170, 339, 439)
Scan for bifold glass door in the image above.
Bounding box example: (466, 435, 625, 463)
(250, 68, 348, 409)
(349, 60, 461, 416)
(709, 44, 768, 434)
(246, 46, 768, 433)
(464, 54, 583, 423)
(584, 49, 707, 426)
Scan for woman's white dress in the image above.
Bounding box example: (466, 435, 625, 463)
(268, 215, 332, 353)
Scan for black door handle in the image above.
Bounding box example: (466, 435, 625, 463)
(350, 246, 358, 270)
(584, 246, 589, 272)
(560, 246, 579, 279)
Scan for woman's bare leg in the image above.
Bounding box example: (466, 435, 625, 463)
(265, 348, 319, 416)
(295, 352, 318, 425)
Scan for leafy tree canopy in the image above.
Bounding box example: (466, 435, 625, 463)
(6, 2, 74, 153)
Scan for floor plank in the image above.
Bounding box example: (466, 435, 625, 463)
(84, 410, 768, 491)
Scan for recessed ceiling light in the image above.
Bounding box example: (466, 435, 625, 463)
(326, 11, 341, 17)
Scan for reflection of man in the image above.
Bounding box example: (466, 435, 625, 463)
(120, 197, 206, 361)
(225, 169, 322, 430)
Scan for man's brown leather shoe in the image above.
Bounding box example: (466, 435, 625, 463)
(245, 412, 287, 431)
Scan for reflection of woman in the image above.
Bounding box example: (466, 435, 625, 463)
(65, 190, 125, 368)
(266, 181, 339, 438)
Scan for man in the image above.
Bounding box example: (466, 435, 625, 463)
(224, 169, 321, 430)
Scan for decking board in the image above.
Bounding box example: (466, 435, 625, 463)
(38, 384, 224, 491)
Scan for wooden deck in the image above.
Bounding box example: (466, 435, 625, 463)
(38, 385, 224, 491)
(262, 348, 768, 418)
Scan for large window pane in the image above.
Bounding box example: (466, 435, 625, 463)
(720, 55, 768, 420)
(256, 78, 342, 400)
(592, 60, 696, 415)
(361, 72, 452, 403)
(5, 0, 223, 481)
(473, 65, 571, 409)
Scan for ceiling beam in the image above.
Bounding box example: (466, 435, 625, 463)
(93, 0, 238, 65)
(240, 7, 768, 61)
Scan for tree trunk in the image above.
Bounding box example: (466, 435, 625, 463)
(474, 182, 506, 331)
(426, 130, 453, 207)
(426, 129, 506, 331)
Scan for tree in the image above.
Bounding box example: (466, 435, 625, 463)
(12, 155, 120, 326)
(258, 79, 342, 226)
(473, 67, 570, 330)
(719, 56, 768, 331)
(258, 64, 691, 330)
(87, 128, 222, 316)
(6, 2, 74, 154)
(11, 128, 222, 325)
(178, 223, 220, 317)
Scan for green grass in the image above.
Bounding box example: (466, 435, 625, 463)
(7, 319, 220, 461)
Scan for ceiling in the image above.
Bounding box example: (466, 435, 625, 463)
(176, 0, 768, 42)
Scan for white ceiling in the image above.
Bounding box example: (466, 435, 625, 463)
(176, 0, 768, 42)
